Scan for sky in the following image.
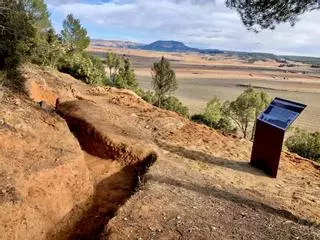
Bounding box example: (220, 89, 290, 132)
(46, 0, 320, 57)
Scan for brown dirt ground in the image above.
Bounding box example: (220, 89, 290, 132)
(1, 64, 319, 239)
(36, 64, 320, 238)
(0, 89, 93, 239)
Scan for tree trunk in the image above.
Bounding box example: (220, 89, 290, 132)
(243, 123, 248, 139)
(109, 67, 112, 85)
(251, 121, 256, 141)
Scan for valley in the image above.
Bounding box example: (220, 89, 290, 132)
(89, 44, 320, 132)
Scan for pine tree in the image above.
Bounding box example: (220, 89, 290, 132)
(226, 0, 320, 31)
(61, 14, 90, 53)
(105, 52, 122, 85)
(116, 58, 138, 89)
(151, 56, 177, 107)
(0, 0, 36, 70)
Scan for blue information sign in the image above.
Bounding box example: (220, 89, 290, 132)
(258, 98, 306, 130)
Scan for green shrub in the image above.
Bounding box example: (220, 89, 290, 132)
(160, 96, 189, 117)
(114, 58, 138, 90)
(31, 29, 65, 68)
(135, 89, 156, 103)
(215, 117, 237, 134)
(190, 114, 208, 125)
(58, 53, 106, 85)
(191, 96, 237, 134)
(136, 89, 188, 117)
(285, 128, 320, 162)
(191, 113, 236, 134)
(203, 97, 222, 128)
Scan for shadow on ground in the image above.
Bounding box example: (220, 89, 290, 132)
(65, 164, 136, 240)
(150, 174, 319, 228)
(157, 140, 264, 176)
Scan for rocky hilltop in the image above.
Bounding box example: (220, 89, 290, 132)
(0, 64, 319, 240)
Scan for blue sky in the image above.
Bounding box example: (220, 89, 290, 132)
(46, 0, 320, 57)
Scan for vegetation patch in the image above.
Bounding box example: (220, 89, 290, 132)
(285, 128, 320, 163)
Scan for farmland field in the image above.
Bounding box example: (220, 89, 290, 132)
(89, 46, 320, 132)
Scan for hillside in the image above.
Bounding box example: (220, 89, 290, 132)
(0, 65, 319, 239)
(140, 40, 223, 54)
(90, 39, 320, 63)
(90, 39, 144, 49)
(91, 39, 223, 54)
(141, 40, 196, 52)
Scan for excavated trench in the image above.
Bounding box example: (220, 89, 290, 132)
(56, 105, 157, 240)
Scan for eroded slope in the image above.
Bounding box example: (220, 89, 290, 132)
(0, 90, 93, 240)
(14, 64, 320, 239)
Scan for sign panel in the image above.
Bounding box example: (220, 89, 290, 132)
(251, 97, 306, 177)
(258, 98, 306, 130)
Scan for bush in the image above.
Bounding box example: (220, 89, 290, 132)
(215, 117, 237, 134)
(160, 96, 189, 117)
(191, 96, 237, 134)
(190, 114, 209, 125)
(31, 31, 65, 68)
(135, 88, 156, 103)
(285, 128, 320, 162)
(203, 97, 222, 127)
(191, 113, 236, 134)
(58, 53, 106, 85)
(136, 89, 188, 117)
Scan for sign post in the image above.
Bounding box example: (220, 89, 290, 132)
(250, 98, 306, 178)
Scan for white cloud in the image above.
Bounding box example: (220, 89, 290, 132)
(46, 0, 320, 56)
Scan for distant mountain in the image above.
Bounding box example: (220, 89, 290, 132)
(139, 40, 223, 54)
(90, 39, 144, 49)
(140, 40, 196, 52)
(90, 39, 223, 54)
(90, 39, 320, 64)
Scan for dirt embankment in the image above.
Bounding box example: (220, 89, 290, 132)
(56, 100, 157, 240)
(0, 64, 319, 239)
(0, 91, 93, 239)
(0, 65, 158, 240)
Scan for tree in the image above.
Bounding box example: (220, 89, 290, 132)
(24, 0, 51, 31)
(61, 14, 90, 53)
(226, 0, 320, 32)
(0, 0, 36, 71)
(224, 86, 270, 139)
(32, 28, 64, 67)
(203, 97, 223, 128)
(251, 90, 270, 140)
(151, 56, 177, 107)
(115, 58, 138, 89)
(0, 0, 54, 72)
(105, 52, 122, 86)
